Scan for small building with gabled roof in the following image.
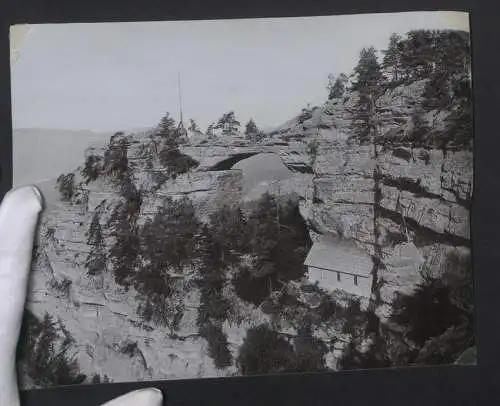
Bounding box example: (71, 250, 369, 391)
(304, 236, 374, 298)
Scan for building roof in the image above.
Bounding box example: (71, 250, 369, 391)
(304, 236, 373, 277)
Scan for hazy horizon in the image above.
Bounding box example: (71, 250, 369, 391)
(11, 12, 469, 133)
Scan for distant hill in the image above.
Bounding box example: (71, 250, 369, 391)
(13, 128, 113, 187)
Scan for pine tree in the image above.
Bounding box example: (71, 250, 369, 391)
(196, 226, 225, 313)
(382, 33, 402, 82)
(196, 224, 233, 368)
(81, 155, 102, 184)
(157, 112, 177, 138)
(327, 73, 348, 99)
(352, 47, 382, 91)
(103, 136, 129, 181)
(199, 322, 233, 369)
(244, 119, 259, 136)
(246, 193, 280, 256)
(17, 311, 87, 388)
(57, 173, 75, 201)
(292, 324, 328, 372)
(107, 204, 140, 289)
(140, 196, 201, 272)
(400, 30, 435, 80)
(156, 112, 199, 179)
(85, 212, 107, 276)
(206, 123, 216, 138)
(237, 324, 296, 375)
(245, 119, 264, 143)
(188, 119, 199, 133)
(351, 47, 382, 144)
(134, 197, 201, 331)
(208, 204, 248, 266)
(215, 111, 241, 136)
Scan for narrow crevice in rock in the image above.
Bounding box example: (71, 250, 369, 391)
(378, 206, 470, 247)
(286, 163, 314, 174)
(381, 175, 442, 201)
(382, 174, 471, 209)
(441, 185, 472, 209)
(370, 152, 384, 312)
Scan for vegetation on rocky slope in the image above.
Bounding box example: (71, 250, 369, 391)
(335, 29, 474, 369)
(338, 250, 474, 369)
(38, 28, 474, 387)
(16, 310, 87, 388)
(349, 29, 472, 150)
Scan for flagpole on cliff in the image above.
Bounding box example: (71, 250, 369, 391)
(178, 72, 183, 125)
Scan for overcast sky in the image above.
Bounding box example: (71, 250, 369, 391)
(10, 11, 469, 133)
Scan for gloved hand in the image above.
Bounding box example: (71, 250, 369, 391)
(0, 186, 163, 406)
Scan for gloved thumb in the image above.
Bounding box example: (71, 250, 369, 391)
(0, 186, 43, 406)
(101, 388, 163, 406)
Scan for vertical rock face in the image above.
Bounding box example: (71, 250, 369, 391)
(24, 76, 472, 387)
(289, 87, 472, 320)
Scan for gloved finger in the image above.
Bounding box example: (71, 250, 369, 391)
(101, 388, 163, 406)
(0, 186, 43, 406)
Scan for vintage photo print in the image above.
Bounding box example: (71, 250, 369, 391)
(11, 11, 474, 389)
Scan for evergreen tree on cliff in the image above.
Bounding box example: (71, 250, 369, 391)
(188, 119, 199, 132)
(244, 118, 263, 143)
(382, 33, 403, 82)
(244, 119, 258, 136)
(17, 310, 87, 388)
(401, 30, 435, 80)
(108, 206, 141, 289)
(157, 112, 176, 136)
(350, 47, 382, 144)
(215, 111, 241, 136)
(156, 112, 179, 148)
(155, 112, 199, 178)
(237, 324, 296, 375)
(85, 212, 107, 275)
(206, 122, 216, 138)
(327, 73, 348, 99)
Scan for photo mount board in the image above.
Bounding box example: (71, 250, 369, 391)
(0, 0, 495, 405)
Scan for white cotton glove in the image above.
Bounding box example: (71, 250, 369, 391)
(0, 186, 163, 406)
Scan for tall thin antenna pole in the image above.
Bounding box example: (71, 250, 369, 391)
(178, 72, 183, 125)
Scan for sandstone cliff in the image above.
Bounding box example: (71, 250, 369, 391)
(22, 75, 472, 387)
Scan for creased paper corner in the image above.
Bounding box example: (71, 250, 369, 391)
(441, 11, 470, 33)
(10, 24, 33, 67)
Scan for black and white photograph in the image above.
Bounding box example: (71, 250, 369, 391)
(11, 11, 474, 389)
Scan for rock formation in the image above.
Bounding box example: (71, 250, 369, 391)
(22, 72, 472, 388)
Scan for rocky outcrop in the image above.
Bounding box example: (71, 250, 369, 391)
(25, 77, 472, 386)
(289, 88, 472, 320)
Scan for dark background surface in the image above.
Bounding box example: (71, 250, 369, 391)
(0, 0, 496, 405)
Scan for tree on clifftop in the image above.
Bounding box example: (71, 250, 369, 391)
(350, 46, 383, 144)
(327, 73, 348, 99)
(215, 111, 241, 136)
(155, 112, 199, 179)
(381, 33, 403, 82)
(351, 47, 382, 92)
(57, 173, 75, 202)
(103, 135, 129, 182)
(244, 119, 264, 143)
(244, 118, 259, 136)
(157, 113, 177, 139)
(206, 122, 216, 138)
(188, 119, 200, 133)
